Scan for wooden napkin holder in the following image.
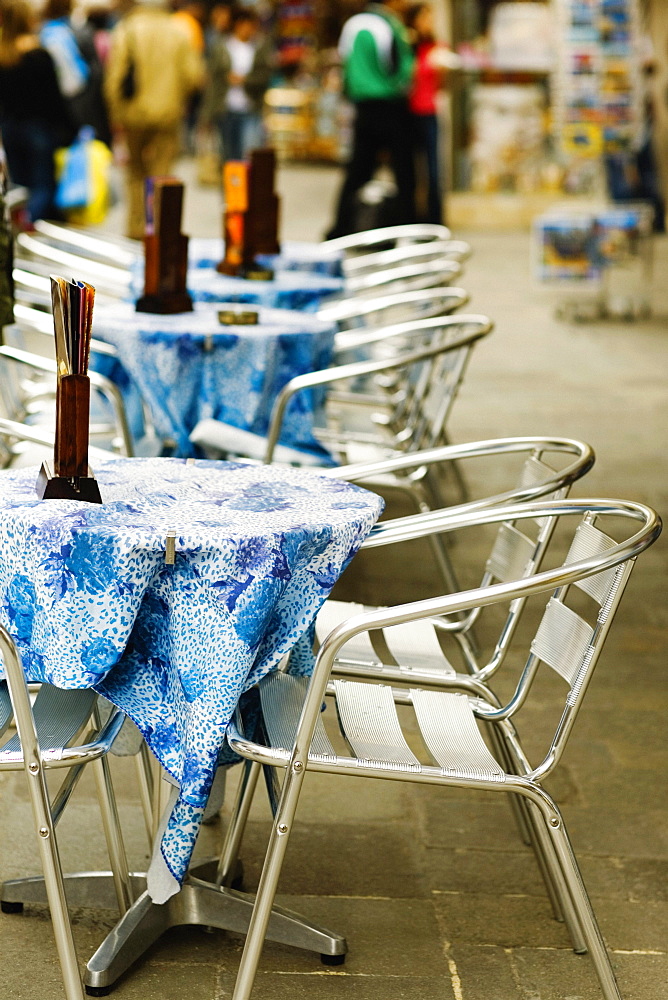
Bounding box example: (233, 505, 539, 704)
(37, 373, 102, 503)
(136, 178, 193, 314)
(217, 149, 281, 278)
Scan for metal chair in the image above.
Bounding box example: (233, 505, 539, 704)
(0, 343, 135, 457)
(15, 232, 130, 299)
(343, 257, 462, 298)
(319, 435, 596, 679)
(189, 315, 492, 472)
(318, 286, 469, 343)
(32, 220, 138, 268)
(0, 415, 115, 469)
(340, 238, 472, 277)
(322, 223, 451, 256)
(213, 437, 595, 886)
(0, 627, 135, 1000)
(226, 497, 661, 1000)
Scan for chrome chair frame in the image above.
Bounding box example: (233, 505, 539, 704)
(325, 436, 595, 681)
(322, 223, 452, 255)
(0, 626, 134, 1000)
(343, 257, 461, 298)
(341, 238, 472, 277)
(0, 344, 135, 457)
(15, 232, 130, 298)
(226, 497, 661, 1000)
(319, 286, 469, 340)
(33, 220, 137, 269)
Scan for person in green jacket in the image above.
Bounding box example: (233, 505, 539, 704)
(326, 0, 416, 239)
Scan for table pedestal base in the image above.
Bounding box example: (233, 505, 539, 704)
(1, 871, 147, 912)
(1, 861, 347, 996)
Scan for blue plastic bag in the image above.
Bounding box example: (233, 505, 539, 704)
(55, 126, 95, 211)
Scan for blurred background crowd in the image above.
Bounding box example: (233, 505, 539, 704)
(0, 0, 666, 241)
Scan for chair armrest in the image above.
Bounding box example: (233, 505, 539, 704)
(321, 223, 451, 254)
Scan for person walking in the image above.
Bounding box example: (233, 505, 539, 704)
(0, 0, 75, 223)
(325, 0, 416, 240)
(41, 0, 111, 147)
(103, 0, 205, 239)
(200, 6, 273, 164)
(406, 2, 450, 225)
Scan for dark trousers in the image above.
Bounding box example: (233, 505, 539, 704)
(328, 98, 416, 239)
(1, 118, 59, 222)
(412, 112, 443, 225)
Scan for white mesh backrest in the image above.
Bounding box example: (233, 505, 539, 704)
(531, 598, 595, 686)
(518, 455, 556, 490)
(486, 523, 535, 583)
(517, 455, 559, 527)
(564, 520, 618, 606)
(316, 600, 378, 663)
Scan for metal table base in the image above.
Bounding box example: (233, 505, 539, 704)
(1, 861, 347, 996)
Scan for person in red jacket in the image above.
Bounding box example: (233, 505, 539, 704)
(406, 2, 449, 225)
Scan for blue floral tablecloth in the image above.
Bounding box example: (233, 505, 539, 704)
(92, 301, 337, 458)
(0, 457, 383, 901)
(187, 237, 343, 277)
(129, 260, 344, 311)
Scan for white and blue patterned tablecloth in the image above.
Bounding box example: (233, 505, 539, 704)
(92, 301, 337, 458)
(186, 237, 343, 277)
(0, 457, 383, 901)
(129, 261, 344, 311)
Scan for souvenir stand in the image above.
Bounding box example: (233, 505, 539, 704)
(536, 0, 652, 320)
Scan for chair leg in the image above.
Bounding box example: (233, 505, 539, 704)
(522, 800, 587, 953)
(522, 788, 622, 1000)
(491, 725, 587, 951)
(232, 764, 306, 1000)
(25, 759, 85, 1000)
(486, 723, 533, 847)
(91, 756, 134, 915)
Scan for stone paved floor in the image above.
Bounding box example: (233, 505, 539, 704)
(1, 162, 666, 999)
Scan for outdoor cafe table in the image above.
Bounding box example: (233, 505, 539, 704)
(92, 301, 338, 458)
(186, 237, 344, 277)
(129, 259, 344, 310)
(0, 457, 383, 907)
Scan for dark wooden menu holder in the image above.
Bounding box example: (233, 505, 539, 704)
(136, 178, 193, 314)
(37, 277, 102, 503)
(217, 148, 281, 278)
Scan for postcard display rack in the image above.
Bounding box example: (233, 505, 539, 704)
(538, 1, 650, 319)
(534, 202, 653, 320)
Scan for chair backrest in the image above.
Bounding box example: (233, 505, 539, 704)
(328, 437, 596, 675)
(263, 314, 492, 464)
(16, 232, 129, 297)
(33, 220, 137, 268)
(344, 258, 462, 297)
(341, 239, 472, 277)
(310, 499, 660, 776)
(322, 223, 451, 255)
(0, 415, 114, 468)
(319, 287, 469, 339)
(0, 345, 134, 456)
(381, 314, 492, 455)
